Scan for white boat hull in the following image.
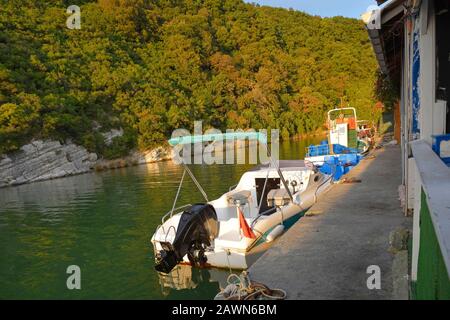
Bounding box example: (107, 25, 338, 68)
(151, 161, 332, 271)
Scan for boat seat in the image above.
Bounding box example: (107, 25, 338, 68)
(227, 190, 251, 206)
(215, 219, 255, 250)
(267, 189, 291, 207)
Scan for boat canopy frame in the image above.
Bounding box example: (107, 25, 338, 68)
(166, 132, 295, 221)
(327, 107, 357, 123)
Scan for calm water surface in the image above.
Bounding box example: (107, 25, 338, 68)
(0, 137, 323, 299)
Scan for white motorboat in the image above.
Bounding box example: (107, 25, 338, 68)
(151, 133, 333, 273)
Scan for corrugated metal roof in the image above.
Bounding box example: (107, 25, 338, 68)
(366, 0, 405, 79)
(375, 0, 405, 13)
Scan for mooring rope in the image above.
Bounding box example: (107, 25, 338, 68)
(215, 271, 287, 300)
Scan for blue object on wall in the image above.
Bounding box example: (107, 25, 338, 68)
(412, 20, 421, 135)
(432, 134, 450, 166)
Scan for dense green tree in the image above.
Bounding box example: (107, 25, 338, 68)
(0, 0, 379, 157)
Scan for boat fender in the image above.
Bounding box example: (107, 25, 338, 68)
(266, 224, 285, 242)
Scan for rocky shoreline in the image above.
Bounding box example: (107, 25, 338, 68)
(0, 131, 329, 188)
(0, 140, 173, 188)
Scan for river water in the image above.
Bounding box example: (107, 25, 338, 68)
(0, 137, 323, 299)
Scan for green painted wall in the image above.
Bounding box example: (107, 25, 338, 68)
(415, 189, 450, 300)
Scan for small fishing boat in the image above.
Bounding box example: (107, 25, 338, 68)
(151, 132, 333, 273)
(357, 119, 375, 151)
(305, 107, 373, 179)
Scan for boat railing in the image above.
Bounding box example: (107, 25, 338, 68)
(161, 203, 192, 225)
(307, 143, 363, 157)
(154, 204, 192, 240)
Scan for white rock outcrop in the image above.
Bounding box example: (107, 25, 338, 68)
(132, 146, 173, 164)
(102, 128, 124, 146)
(0, 139, 174, 188)
(0, 140, 98, 188)
(93, 146, 173, 171)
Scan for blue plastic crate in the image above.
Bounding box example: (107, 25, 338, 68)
(319, 162, 344, 180)
(333, 144, 358, 155)
(306, 144, 330, 157)
(431, 134, 450, 166)
(324, 155, 338, 164)
(338, 153, 359, 166)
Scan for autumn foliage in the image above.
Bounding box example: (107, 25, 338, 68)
(0, 0, 379, 156)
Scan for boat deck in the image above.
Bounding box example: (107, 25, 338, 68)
(248, 144, 411, 299)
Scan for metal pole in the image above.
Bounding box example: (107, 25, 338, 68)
(170, 169, 186, 217)
(257, 167, 271, 213)
(265, 142, 293, 202)
(183, 163, 209, 202)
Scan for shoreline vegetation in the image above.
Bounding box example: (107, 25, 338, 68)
(291, 128, 328, 140)
(1, 1, 380, 154)
(0, 0, 386, 187)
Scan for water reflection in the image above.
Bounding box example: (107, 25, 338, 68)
(0, 173, 103, 216)
(157, 265, 227, 299)
(0, 137, 323, 299)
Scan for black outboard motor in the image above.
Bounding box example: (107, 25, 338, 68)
(155, 204, 219, 274)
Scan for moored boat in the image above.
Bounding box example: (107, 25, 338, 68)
(151, 133, 334, 273)
(305, 107, 373, 179)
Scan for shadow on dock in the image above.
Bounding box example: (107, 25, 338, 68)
(248, 144, 411, 300)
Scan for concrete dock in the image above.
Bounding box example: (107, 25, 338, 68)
(248, 144, 411, 299)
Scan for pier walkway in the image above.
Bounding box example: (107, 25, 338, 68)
(248, 144, 411, 299)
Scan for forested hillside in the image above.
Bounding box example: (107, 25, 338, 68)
(0, 0, 379, 158)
